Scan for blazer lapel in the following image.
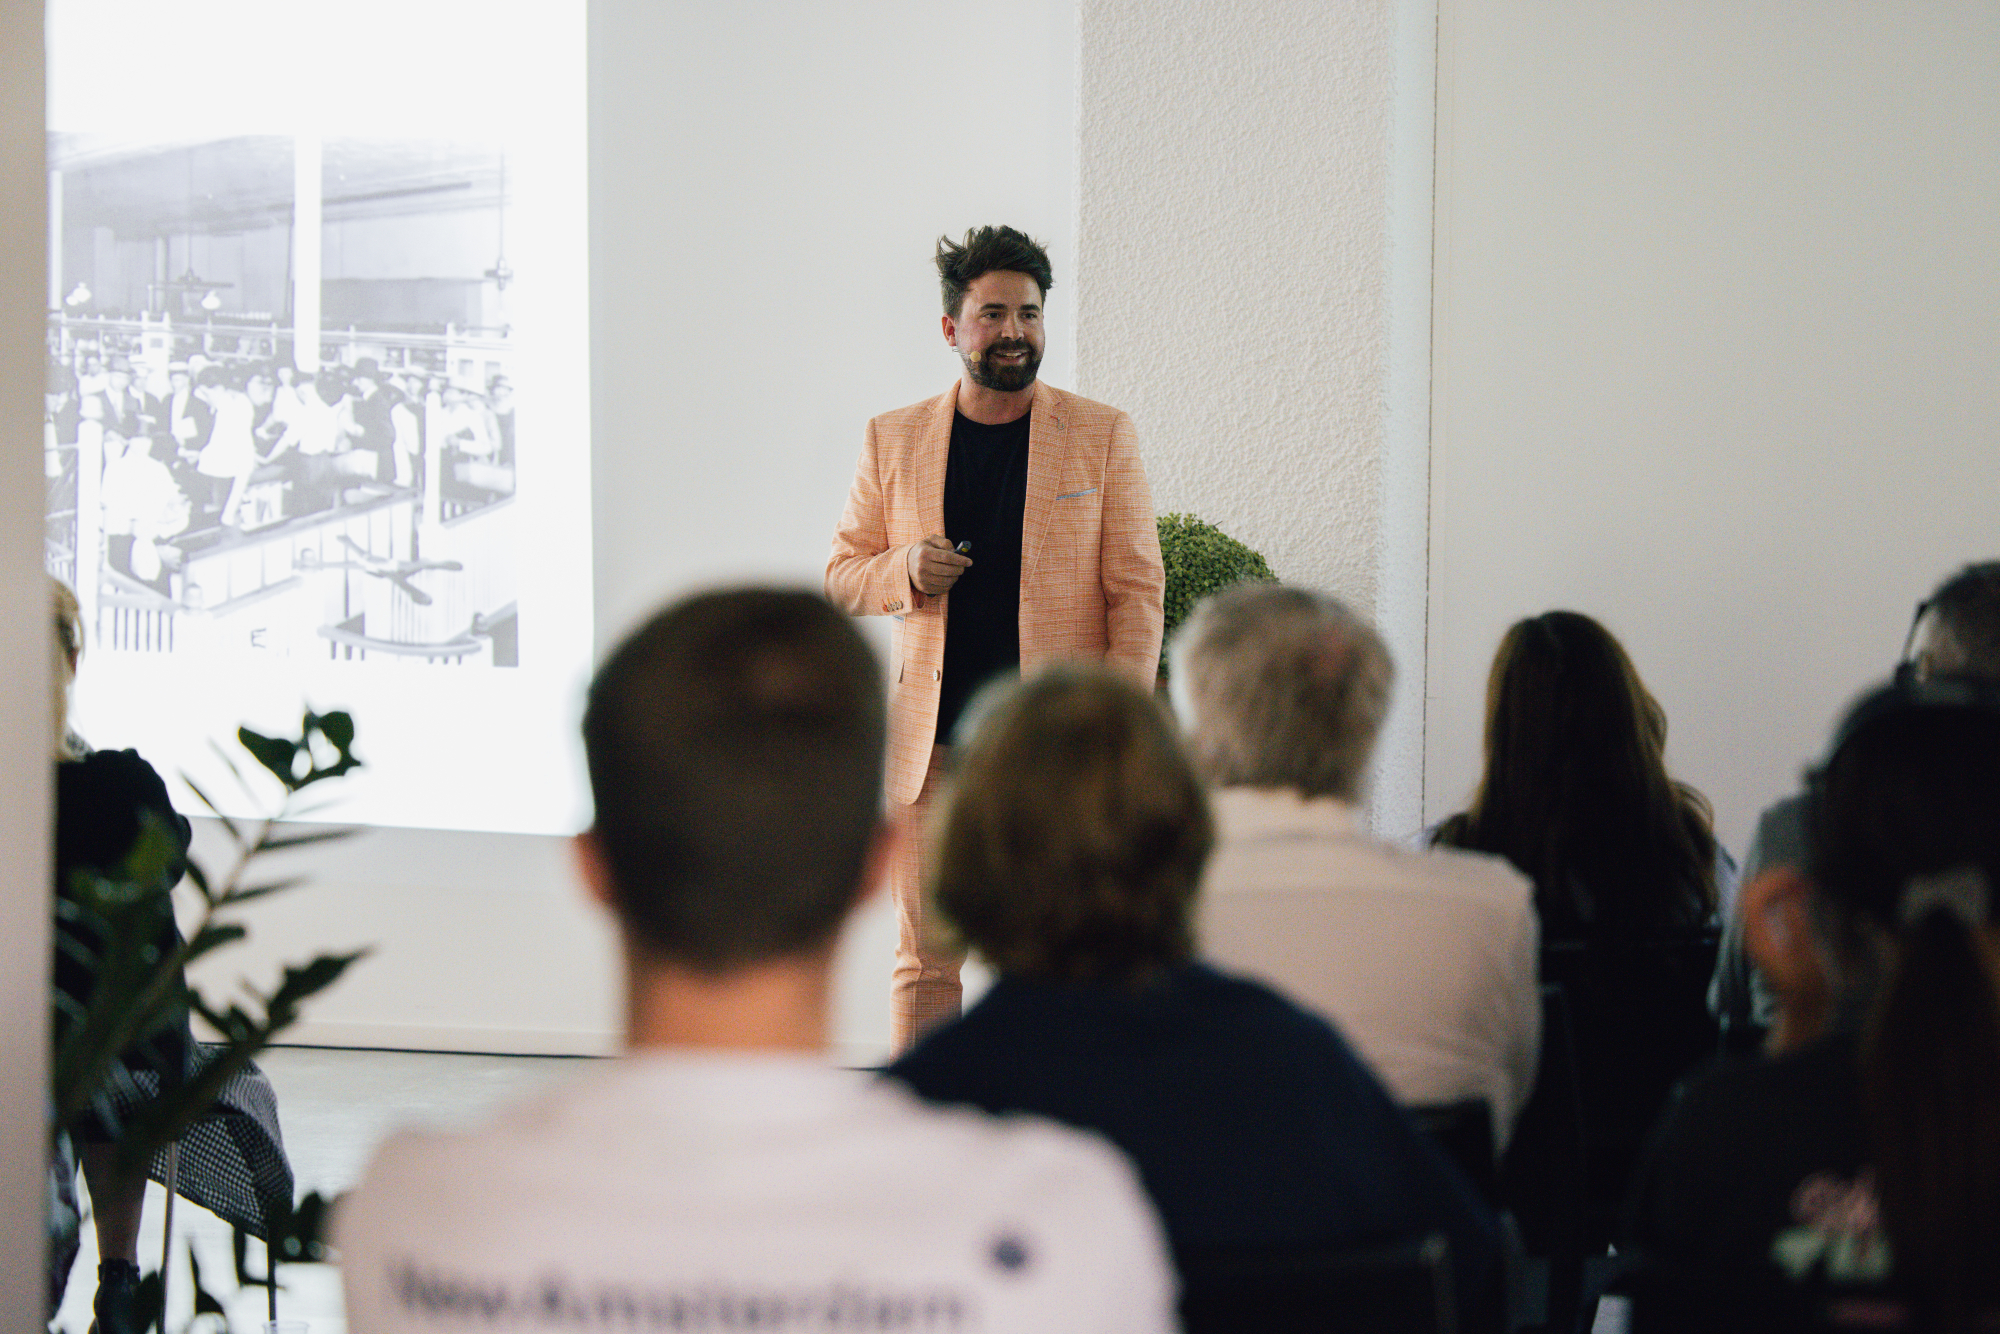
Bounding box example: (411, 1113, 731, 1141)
(917, 382, 957, 542)
(1020, 381, 1066, 585)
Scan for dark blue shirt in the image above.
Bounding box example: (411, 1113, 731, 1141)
(885, 962, 1499, 1302)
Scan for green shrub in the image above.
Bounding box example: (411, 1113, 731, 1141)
(1156, 513, 1277, 678)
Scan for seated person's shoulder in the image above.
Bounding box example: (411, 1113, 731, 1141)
(1387, 836, 1536, 913)
(1647, 1039, 1858, 1167)
(342, 1065, 1173, 1331)
(1185, 963, 1378, 1059)
(888, 1086, 1166, 1226)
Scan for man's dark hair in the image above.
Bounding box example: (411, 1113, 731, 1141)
(581, 588, 885, 971)
(935, 226, 1054, 319)
(1926, 561, 2000, 680)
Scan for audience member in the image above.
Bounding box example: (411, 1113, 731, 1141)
(48, 579, 193, 1327)
(1430, 611, 1726, 1254)
(886, 665, 1500, 1314)
(1624, 679, 2000, 1332)
(1712, 559, 2000, 1052)
(1172, 584, 1540, 1151)
(338, 590, 1175, 1333)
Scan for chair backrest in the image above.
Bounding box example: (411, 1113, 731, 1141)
(1497, 983, 1592, 1333)
(1175, 1233, 1457, 1334)
(1498, 983, 1589, 1254)
(1411, 1098, 1498, 1203)
(1540, 929, 1721, 1243)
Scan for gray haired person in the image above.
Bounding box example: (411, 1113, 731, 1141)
(1172, 583, 1542, 1148)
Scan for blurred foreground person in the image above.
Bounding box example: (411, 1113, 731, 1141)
(50, 579, 190, 1327)
(1177, 584, 1539, 1152)
(339, 590, 1174, 1333)
(1713, 559, 2000, 1052)
(887, 666, 1499, 1320)
(1624, 680, 2000, 1332)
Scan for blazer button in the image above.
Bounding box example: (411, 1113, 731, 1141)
(931, 669, 941, 682)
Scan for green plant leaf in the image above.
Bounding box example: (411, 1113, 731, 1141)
(181, 922, 250, 967)
(183, 858, 214, 907)
(266, 950, 371, 1022)
(179, 775, 247, 847)
(238, 727, 301, 793)
(215, 878, 310, 907)
(317, 710, 356, 750)
(188, 1245, 228, 1315)
(256, 826, 361, 852)
(1154, 512, 1279, 680)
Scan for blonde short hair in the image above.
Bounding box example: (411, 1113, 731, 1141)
(929, 666, 1213, 986)
(51, 578, 83, 758)
(1171, 583, 1393, 801)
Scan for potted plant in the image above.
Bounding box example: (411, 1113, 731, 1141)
(1155, 513, 1277, 683)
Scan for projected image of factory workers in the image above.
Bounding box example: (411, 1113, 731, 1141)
(46, 135, 521, 667)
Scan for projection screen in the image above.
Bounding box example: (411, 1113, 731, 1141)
(46, 0, 592, 836)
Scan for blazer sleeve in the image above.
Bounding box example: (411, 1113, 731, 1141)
(825, 417, 925, 616)
(1097, 411, 1165, 687)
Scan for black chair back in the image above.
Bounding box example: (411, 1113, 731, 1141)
(1498, 983, 1589, 1332)
(1175, 1234, 1456, 1334)
(1411, 1098, 1498, 1203)
(1539, 930, 1720, 1246)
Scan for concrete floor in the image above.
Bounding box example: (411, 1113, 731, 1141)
(53, 1046, 592, 1333)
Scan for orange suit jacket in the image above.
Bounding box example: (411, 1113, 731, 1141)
(827, 380, 1166, 807)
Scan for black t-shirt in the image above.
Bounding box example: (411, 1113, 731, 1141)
(1621, 1034, 1908, 1330)
(938, 409, 1030, 743)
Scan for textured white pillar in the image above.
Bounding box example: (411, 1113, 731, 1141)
(0, 0, 52, 1324)
(1074, 0, 1431, 834)
(291, 134, 321, 372)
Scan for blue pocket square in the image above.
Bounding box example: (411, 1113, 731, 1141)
(1056, 486, 1099, 500)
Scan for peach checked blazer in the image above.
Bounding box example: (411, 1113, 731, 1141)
(826, 380, 1166, 807)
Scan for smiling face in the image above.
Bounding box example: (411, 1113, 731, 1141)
(944, 269, 1045, 393)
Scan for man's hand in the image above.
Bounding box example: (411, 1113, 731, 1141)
(907, 534, 972, 596)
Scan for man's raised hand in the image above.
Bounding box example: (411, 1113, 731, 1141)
(907, 534, 972, 596)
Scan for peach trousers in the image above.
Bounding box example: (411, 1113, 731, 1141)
(890, 743, 964, 1050)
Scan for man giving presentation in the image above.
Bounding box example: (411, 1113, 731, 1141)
(826, 225, 1165, 1048)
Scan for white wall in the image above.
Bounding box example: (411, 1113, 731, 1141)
(0, 0, 50, 1321)
(1427, 0, 2000, 851)
(1074, 0, 1433, 836)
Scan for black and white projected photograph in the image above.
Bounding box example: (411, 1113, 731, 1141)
(47, 135, 522, 663)
(46, 1, 591, 834)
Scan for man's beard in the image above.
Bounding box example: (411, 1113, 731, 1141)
(962, 341, 1041, 392)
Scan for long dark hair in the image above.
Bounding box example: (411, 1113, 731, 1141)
(1434, 611, 1717, 934)
(1810, 684, 2000, 1331)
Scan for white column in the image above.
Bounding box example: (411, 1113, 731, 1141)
(291, 134, 321, 373)
(0, 1, 51, 1326)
